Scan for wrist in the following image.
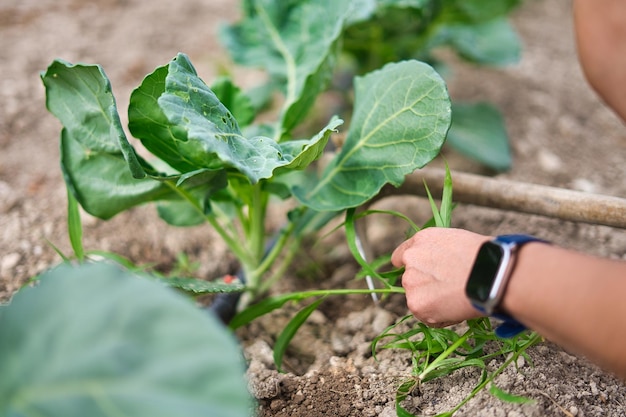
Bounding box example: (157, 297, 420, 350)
(465, 234, 549, 337)
(500, 241, 557, 322)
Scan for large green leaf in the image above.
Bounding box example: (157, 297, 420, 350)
(446, 102, 511, 171)
(154, 54, 339, 184)
(221, 0, 350, 138)
(293, 60, 451, 211)
(41, 60, 174, 219)
(158, 54, 286, 183)
(128, 65, 200, 173)
(59, 129, 173, 219)
(438, 18, 521, 66)
(273, 116, 343, 174)
(0, 263, 252, 417)
(157, 200, 206, 227)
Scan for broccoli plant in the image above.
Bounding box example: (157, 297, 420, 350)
(41, 0, 451, 312)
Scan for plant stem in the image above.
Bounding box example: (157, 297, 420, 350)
(250, 185, 268, 261)
(418, 330, 471, 381)
(164, 181, 254, 266)
(244, 183, 269, 291)
(257, 229, 299, 295)
(289, 287, 406, 298)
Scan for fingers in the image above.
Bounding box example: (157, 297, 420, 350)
(391, 227, 440, 267)
(402, 268, 483, 325)
(392, 228, 490, 326)
(391, 236, 412, 267)
(392, 227, 451, 269)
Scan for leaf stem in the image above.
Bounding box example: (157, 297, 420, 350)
(164, 181, 253, 266)
(243, 183, 270, 292)
(256, 228, 299, 295)
(249, 184, 268, 261)
(285, 287, 406, 298)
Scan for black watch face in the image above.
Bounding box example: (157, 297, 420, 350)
(466, 242, 504, 303)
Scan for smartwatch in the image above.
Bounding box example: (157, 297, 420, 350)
(465, 234, 547, 338)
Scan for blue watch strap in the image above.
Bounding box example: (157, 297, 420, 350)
(491, 313, 527, 338)
(495, 234, 547, 245)
(483, 234, 547, 338)
(471, 302, 528, 338)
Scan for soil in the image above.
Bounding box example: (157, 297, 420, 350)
(1, 1, 626, 416)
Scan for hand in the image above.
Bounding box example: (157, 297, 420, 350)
(391, 228, 489, 327)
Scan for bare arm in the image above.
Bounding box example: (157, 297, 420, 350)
(392, 228, 626, 379)
(503, 242, 626, 378)
(574, 0, 626, 121)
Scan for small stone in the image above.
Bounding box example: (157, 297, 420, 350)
(293, 390, 305, 404)
(371, 308, 394, 334)
(537, 149, 562, 172)
(571, 178, 598, 193)
(1, 252, 21, 273)
(269, 399, 285, 411)
(379, 405, 396, 417)
(246, 339, 275, 367)
(0, 181, 18, 214)
(307, 309, 327, 325)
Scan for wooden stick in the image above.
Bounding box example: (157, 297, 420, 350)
(375, 167, 626, 229)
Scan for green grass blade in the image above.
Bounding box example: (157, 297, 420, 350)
(489, 384, 536, 404)
(230, 287, 404, 330)
(229, 293, 301, 330)
(358, 208, 422, 234)
(45, 239, 69, 262)
(421, 358, 486, 383)
(344, 208, 384, 281)
(274, 297, 325, 373)
(422, 163, 453, 228)
(423, 179, 444, 227)
(439, 163, 453, 228)
(66, 187, 84, 261)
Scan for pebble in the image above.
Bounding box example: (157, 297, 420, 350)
(537, 149, 563, 172)
(371, 308, 394, 334)
(246, 339, 275, 367)
(0, 181, 18, 213)
(379, 405, 396, 417)
(571, 178, 598, 193)
(293, 390, 305, 404)
(1, 252, 21, 273)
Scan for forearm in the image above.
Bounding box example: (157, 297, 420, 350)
(502, 243, 626, 379)
(574, 0, 626, 122)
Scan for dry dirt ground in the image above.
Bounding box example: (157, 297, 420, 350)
(1, 1, 626, 416)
